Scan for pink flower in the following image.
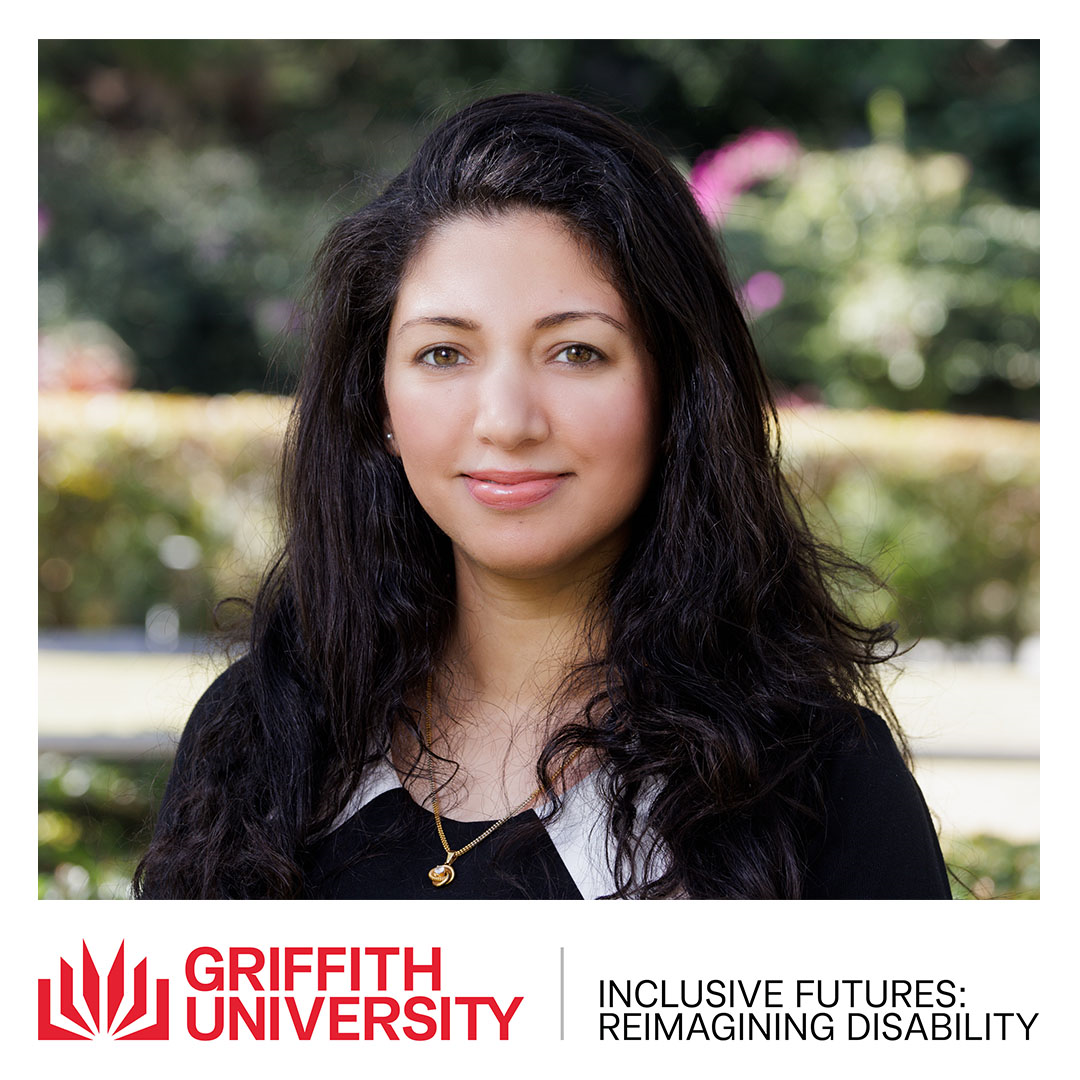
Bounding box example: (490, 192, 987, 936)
(690, 129, 800, 226)
(741, 271, 785, 315)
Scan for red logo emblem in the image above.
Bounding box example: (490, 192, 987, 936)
(38, 941, 169, 1040)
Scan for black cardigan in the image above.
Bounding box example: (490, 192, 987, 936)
(151, 668, 952, 900)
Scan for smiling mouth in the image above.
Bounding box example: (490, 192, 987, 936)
(463, 471, 568, 509)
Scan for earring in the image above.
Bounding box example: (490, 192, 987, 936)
(385, 432, 394, 442)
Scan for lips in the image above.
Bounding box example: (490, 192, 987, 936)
(463, 470, 567, 509)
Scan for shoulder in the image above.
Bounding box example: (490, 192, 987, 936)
(178, 654, 254, 742)
(158, 656, 253, 807)
(803, 707, 952, 899)
(819, 708, 917, 805)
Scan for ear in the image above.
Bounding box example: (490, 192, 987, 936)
(382, 419, 399, 456)
(380, 387, 399, 456)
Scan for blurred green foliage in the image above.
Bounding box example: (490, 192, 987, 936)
(782, 409, 1039, 646)
(38, 458, 223, 631)
(718, 137, 1039, 417)
(37, 751, 1038, 900)
(944, 834, 1040, 899)
(38, 751, 170, 899)
(39, 40, 1038, 411)
(39, 392, 283, 631)
(39, 394, 1038, 646)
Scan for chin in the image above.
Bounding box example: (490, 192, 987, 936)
(465, 551, 576, 580)
(455, 536, 623, 585)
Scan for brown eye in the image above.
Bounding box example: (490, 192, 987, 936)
(559, 344, 601, 365)
(419, 346, 464, 367)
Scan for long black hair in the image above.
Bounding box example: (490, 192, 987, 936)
(134, 92, 898, 899)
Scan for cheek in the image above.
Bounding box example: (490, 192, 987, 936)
(385, 379, 462, 466)
(580, 383, 659, 482)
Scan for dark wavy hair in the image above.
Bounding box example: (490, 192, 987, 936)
(134, 92, 899, 900)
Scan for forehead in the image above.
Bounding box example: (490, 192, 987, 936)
(392, 210, 626, 321)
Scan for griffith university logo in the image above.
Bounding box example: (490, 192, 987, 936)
(38, 940, 169, 1040)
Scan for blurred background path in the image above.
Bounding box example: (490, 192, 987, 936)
(39, 636, 1039, 844)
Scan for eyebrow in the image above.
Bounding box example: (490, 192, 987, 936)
(533, 310, 628, 333)
(395, 315, 481, 335)
(395, 310, 629, 336)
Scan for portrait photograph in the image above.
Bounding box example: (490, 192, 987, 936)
(37, 39, 1039, 904)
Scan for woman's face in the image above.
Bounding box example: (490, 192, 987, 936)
(383, 209, 659, 585)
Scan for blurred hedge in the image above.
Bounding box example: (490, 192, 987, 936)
(781, 408, 1039, 646)
(39, 391, 1038, 646)
(39, 392, 284, 634)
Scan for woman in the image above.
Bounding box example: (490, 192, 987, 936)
(135, 93, 950, 900)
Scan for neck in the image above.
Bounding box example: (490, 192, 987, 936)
(446, 552, 608, 719)
(403, 546, 613, 820)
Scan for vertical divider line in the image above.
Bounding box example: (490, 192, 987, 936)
(560, 946, 565, 1040)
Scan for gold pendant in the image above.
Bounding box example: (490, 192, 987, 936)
(428, 863, 455, 887)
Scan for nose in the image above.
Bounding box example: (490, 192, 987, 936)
(471, 359, 550, 450)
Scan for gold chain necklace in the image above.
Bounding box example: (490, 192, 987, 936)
(423, 675, 581, 887)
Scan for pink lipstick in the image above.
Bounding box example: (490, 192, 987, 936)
(463, 470, 566, 509)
